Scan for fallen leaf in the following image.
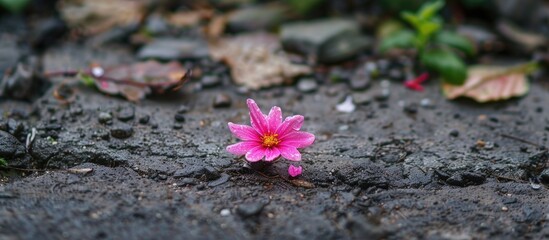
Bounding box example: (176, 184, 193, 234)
(442, 63, 538, 102)
(58, 0, 146, 35)
(94, 61, 188, 101)
(289, 179, 315, 188)
(209, 33, 311, 89)
(497, 21, 547, 52)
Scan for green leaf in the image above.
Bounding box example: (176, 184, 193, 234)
(80, 74, 96, 87)
(379, 30, 416, 53)
(434, 31, 476, 56)
(0, 0, 30, 13)
(401, 12, 421, 29)
(418, 21, 441, 38)
(420, 48, 467, 85)
(0, 157, 7, 167)
(418, 0, 445, 21)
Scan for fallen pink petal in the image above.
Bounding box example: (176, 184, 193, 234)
(288, 165, 303, 177)
(226, 99, 315, 162)
(405, 72, 429, 91)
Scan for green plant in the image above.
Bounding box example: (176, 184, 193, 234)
(0, 157, 7, 167)
(380, 0, 474, 85)
(0, 0, 30, 13)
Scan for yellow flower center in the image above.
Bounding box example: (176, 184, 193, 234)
(261, 133, 280, 148)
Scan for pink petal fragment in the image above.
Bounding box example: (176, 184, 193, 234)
(247, 99, 268, 134)
(228, 122, 261, 141)
(264, 147, 281, 161)
(278, 145, 302, 161)
(245, 146, 266, 162)
(276, 115, 304, 137)
(281, 132, 315, 148)
(267, 106, 282, 133)
(226, 142, 260, 156)
(288, 165, 302, 177)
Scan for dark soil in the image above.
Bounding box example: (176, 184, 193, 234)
(1, 17, 549, 240)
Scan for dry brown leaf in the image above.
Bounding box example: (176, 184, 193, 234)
(58, 0, 146, 35)
(290, 179, 315, 188)
(95, 61, 187, 101)
(442, 64, 534, 102)
(209, 33, 311, 89)
(205, 15, 228, 40)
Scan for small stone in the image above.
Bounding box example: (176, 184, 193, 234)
(110, 124, 134, 139)
(213, 94, 232, 108)
(177, 105, 190, 114)
(403, 103, 418, 114)
(297, 78, 318, 93)
(336, 96, 356, 113)
(449, 130, 460, 137)
(0, 130, 26, 160)
(220, 209, 231, 217)
(98, 112, 112, 124)
(139, 115, 150, 124)
(420, 98, 434, 109)
(173, 124, 182, 130)
(540, 169, 549, 183)
(138, 38, 210, 61)
(117, 106, 135, 121)
(174, 113, 186, 123)
(349, 73, 371, 91)
(236, 202, 266, 218)
(201, 75, 221, 88)
(208, 173, 230, 187)
(227, 5, 285, 32)
(374, 89, 390, 101)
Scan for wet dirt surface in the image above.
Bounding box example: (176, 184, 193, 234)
(1, 40, 549, 240)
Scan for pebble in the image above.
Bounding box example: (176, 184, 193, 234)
(236, 202, 266, 218)
(213, 94, 232, 108)
(117, 107, 135, 121)
(201, 75, 221, 88)
(173, 124, 182, 130)
(297, 78, 318, 93)
(220, 209, 231, 217)
(449, 130, 460, 137)
(420, 98, 434, 108)
(177, 105, 190, 114)
(349, 73, 371, 91)
(403, 103, 418, 114)
(110, 124, 134, 139)
(138, 115, 150, 124)
(336, 96, 356, 113)
(374, 89, 390, 101)
(98, 112, 112, 124)
(174, 113, 186, 123)
(208, 173, 230, 187)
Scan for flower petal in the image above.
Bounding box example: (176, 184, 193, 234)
(276, 115, 304, 137)
(247, 99, 268, 135)
(281, 132, 315, 148)
(228, 122, 261, 141)
(226, 142, 260, 156)
(278, 145, 302, 161)
(288, 165, 302, 177)
(264, 147, 281, 161)
(245, 146, 266, 162)
(267, 106, 282, 133)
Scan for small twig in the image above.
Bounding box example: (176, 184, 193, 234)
(500, 133, 544, 148)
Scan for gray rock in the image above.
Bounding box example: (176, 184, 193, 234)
(145, 14, 169, 35)
(138, 38, 209, 61)
(174, 113, 185, 123)
(318, 32, 373, 63)
(208, 173, 230, 187)
(237, 202, 266, 218)
(0, 130, 26, 159)
(98, 112, 112, 124)
(540, 168, 549, 183)
(201, 75, 221, 88)
(227, 5, 285, 32)
(213, 93, 232, 108)
(110, 124, 134, 139)
(349, 69, 371, 91)
(117, 106, 135, 122)
(174, 165, 220, 180)
(281, 19, 361, 60)
(297, 78, 318, 93)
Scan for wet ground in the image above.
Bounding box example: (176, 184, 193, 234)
(1, 19, 549, 240)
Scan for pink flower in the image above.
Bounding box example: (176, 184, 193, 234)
(226, 99, 315, 162)
(404, 72, 429, 91)
(288, 165, 302, 177)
